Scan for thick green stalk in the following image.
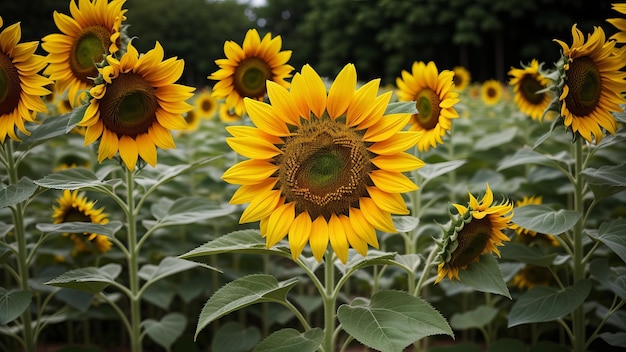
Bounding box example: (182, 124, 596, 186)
(572, 138, 585, 352)
(124, 168, 142, 352)
(322, 251, 336, 352)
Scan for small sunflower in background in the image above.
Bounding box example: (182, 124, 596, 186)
(52, 190, 111, 255)
(395, 61, 460, 152)
(481, 79, 503, 106)
(195, 89, 217, 119)
(222, 63, 424, 264)
(508, 59, 553, 122)
(218, 103, 242, 123)
(77, 40, 194, 171)
(435, 184, 513, 283)
(54, 152, 92, 171)
(607, 3, 626, 43)
(0, 17, 52, 143)
(208, 29, 294, 116)
(42, 0, 128, 107)
(553, 24, 626, 144)
(511, 264, 553, 290)
(452, 66, 472, 92)
(510, 196, 560, 247)
(179, 110, 201, 135)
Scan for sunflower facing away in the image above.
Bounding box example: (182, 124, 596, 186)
(511, 264, 553, 290)
(607, 3, 626, 43)
(0, 17, 52, 143)
(53, 190, 111, 255)
(42, 0, 128, 107)
(452, 66, 471, 92)
(435, 184, 513, 283)
(77, 40, 194, 171)
(395, 61, 460, 152)
(508, 60, 553, 121)
(195, 89, 217, 119)
(554, 24, 626, 144)
(208, 29, 294, 116)
(510, 196, 560, 247)
(222, 63, 424, 263)
(481, 79, 503, 106)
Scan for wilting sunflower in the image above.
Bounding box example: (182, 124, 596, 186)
(481, 79, 503, 106)
(195, 89, 217, 119)
(435, 184, 513, 283)
(222, 64, 424, 263)
(508, 59, 553, 121)
(511, 264, 553, 290)
(607, 3, 626, 43)
(510, 196, 560, 247)
(42, 0, 127, 107)
(395, 61, 459, 151)
(208, 29, 293, 116)
(53, 190, 111, 254)
(77, 40, 194, 171)
(554, 24, 626, 144)
(0, 17, 51, 143)
(452, 66, 471, 92)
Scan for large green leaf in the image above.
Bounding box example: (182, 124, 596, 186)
(497, 149, 552, 171)
(66, 104, 89, 132)
(16, 111, 73, 151)
(212, 322, 261, 352)
(589, 259, 626, 300)
(474, 127, 517, 151)
(142, 312, 186, 352)
(335, 250, 396, 276)
(508, 279, 591, 327)
(384, 101, 418, 114)
(589, 219, 626, 264)
(34, 168, 107, 190)
(456, 255, 511, 299)
(45, 263, 122, 293)
(418, 160, 466, 182)
(337, 290, 453, 352)
(0, 288, 32, 325)
(195, 274, 299, 339)
(0, 177, 37, 209)
(180, 230, 286, 260)
(511, 205, 580, 235)
(254, 328, 323, 352)
(599, 332, 626, 348)
(500, 242, 558, 267)
(581, 164, 626, 199)
(450, 305, 499, 330)
(36, 221, 123, 237)
(138, 257, 214, 290)
(392, 215, 420, 233)
(145, 196, 235, 227)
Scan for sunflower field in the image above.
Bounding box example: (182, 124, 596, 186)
(1, 1, 626, 352)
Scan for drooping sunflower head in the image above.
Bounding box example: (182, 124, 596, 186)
(77, 40, 195, 171)
(52, 190, 111, 255)
(511, 264, 553, 290)
(395, 61, 460, 151)
(510, 196, 560, 247)
(481, 79, 503, 106)
(452, 66, 472, 92)
(435, 184, 513, 283)
(0, 17, 52, 143)
(553, 24, 626, 144)
(607, 3, 626, 43)
(508, 59, 554, 121)
(42, 0, 128, 107)
(208, 29, 294, 116)
(222, 63, 424, 264)
(195, 89, 217, 119)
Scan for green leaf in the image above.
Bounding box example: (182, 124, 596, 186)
(212, 322, 261, 352)
(0, 222, 12, 240)
(36, 221, 123, 237)
(16, 112, 72, 151)
(392, 215, 420, 233)
(336, 250, 396, 276)
(195, 274, 299, 339)
(45, 263, 122, 293)
(508, 279, 591, 327)
(147, 196, 235, 227)
(143, 312, 186, 352)
(589, 259, 626, 300)
(418, 160, 466, 182)
(456, 255, 511, 299)
(0, 288, 32, 325)
(180, 230, 286, 260)
(143, 280, 176, 310)
(0, 177, 37, 208)
(599, 332, 626, 348)
(138, 257, 215, 289)
(474, 127, 517, 151)
(450, 305, 498, 330)
(590, 219, 626, 263)
(337, 290, 453, 352)
(66, 104, 89, 133)
(512, 204, 581, 235)
(497, 149, 553, 171)
(500, 243, 558, 267)
(581, 164, 626, 198)
(384, 101, 417, 115)
(35, 168, 106, 190)
(254, 328, 323, 352)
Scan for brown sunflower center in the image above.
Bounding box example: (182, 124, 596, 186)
(0, 52, 21, 115)
(520, 265, 552, 287)
(519, 75, 545, 105)
(70, 26, 112, 84)
(448, 216, 492, 268)
(564, 56, 602, 116)
(414, 88, 441, 130)
(233, 57, 272, 98)
(63, 208, 92, 223)
(200, 98, 214, 113)
(98, 72, 158, 138)
(279, 118, 371, 220)
(487, 87, 498, 98)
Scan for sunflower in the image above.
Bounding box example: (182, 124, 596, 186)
(77, 40, 194, 171)
(42, 0, 128, 107)
(208, 29, 293, 116)
(554, 24, 626, 144)
(218, 103, 242, 123)
(222, 63, 424, 264)
(510, 196, 560, 247)
(511, 265, 553, 290)
(179, 110, 200, 134)
(508, 59, 553, 121)
(0, 17, 52, 143)
(435, 184, 513, 283)
(452, 66, 471, 92)
(395, 61, 459, 151)
(52, 190, 111, 254)
(481, 79, 503, 106)
(607, 3, 626, 43)
(195, 89, 217, 119)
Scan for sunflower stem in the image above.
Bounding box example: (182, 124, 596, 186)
(572, 137, 585, 352)
(4, 141, 37, 352)
(322, 250, 336, 352)
(124, 167, 142, 352)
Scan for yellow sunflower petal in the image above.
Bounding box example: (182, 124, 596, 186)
(288, 211, 312, 260)
(310, 216, 329, 262)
